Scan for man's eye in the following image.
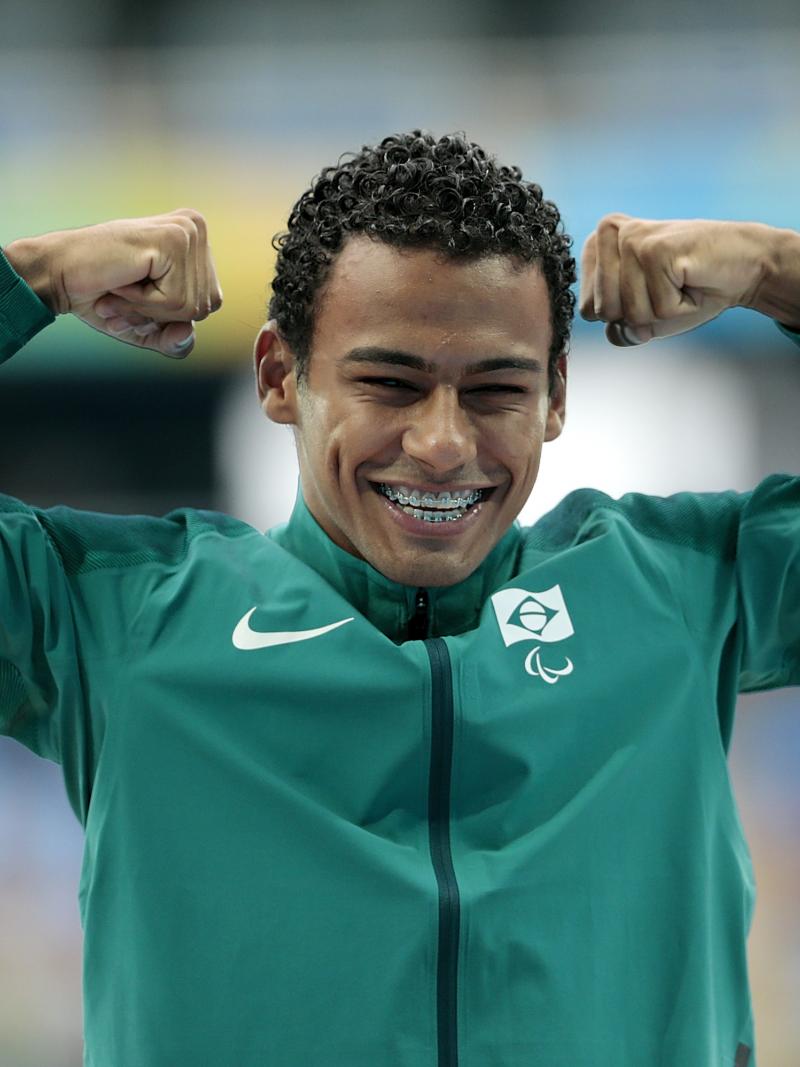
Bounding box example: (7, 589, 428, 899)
(360, 377, 416, 390)
(358, 379, 527, 396)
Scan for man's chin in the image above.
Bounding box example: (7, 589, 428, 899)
(366, 549, 479, 589)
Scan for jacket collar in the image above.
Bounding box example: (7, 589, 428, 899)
(268, 482, 522, 644)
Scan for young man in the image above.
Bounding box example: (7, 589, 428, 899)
(1, 131, 798, 1066)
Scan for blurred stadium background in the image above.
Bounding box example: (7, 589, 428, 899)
(1, 0, 799, 1064)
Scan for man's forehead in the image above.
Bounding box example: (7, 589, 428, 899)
(326, 234, 543, 290)
(316, 236, 551, 342)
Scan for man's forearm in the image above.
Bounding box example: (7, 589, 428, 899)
(1, 211, 222, 360)
(744, 223, 800, 331)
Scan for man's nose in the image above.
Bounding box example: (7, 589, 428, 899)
(402, 386, 478, 473)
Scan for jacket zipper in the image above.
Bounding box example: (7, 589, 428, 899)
(424, 637, 460, 1067)
(408, 587, 430, 640)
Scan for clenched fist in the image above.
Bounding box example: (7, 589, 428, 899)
(579, 214, 800, 346)
(4, 209, 223, 359)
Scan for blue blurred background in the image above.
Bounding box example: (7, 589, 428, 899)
(1, 1, 799, 1063)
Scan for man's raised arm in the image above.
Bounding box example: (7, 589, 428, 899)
(579, 215, 800, 346)
(1, 208, 223, 362)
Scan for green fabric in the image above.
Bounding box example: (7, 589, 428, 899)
(3, 471, 799, 1065)
(0, 246, 55, 363)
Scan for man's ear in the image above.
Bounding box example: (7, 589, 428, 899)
(544, 353, 567, 442)
(254, 320, 299, 426)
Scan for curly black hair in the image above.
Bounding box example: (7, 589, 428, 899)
(269, 130, 576, 394)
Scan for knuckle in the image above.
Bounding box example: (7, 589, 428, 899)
(595, 291, 617, 320)
(625, 305, 651, 327)
(617, 217, 648, 247)
(173, 207, 207, 239)
(636, 236, 660, 264)
(172, 206, 201, 222)
(597, 212, 627, 234)
(163, 222, 192, 254)
(159, 292, 187, 313)
(651, 293, 672, 320)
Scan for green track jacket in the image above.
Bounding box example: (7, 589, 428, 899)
(1, 247, 800, 1066)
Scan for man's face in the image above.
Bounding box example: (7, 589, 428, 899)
(256, 236, 566, 588)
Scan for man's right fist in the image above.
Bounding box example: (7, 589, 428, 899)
(4, 208, 223, 358)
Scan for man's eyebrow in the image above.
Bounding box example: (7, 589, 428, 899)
(340, 347, 543, 376)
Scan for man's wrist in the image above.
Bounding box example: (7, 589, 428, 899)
(3, 235, 66, 315)
(742, 223, 800, 331)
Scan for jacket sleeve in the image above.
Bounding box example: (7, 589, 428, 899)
(0, 493, 86, 764)
(737, 328, 800, 686)
(0, 246, 56, 364)
(736, 474, 800, 691)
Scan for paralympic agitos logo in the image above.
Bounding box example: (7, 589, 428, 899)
(490, 585, 575, 684)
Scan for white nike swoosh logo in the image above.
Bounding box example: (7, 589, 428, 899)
(232, 607, 355, 650)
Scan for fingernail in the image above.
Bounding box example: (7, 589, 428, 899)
(614, 322, 642, 346)
(620, 325, 640, 346)
(171, 334, 194, 353)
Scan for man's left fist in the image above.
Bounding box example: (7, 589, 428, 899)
(579, 214, 775, 346)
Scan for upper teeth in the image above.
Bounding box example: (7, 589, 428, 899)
(378, 484, 484, 509)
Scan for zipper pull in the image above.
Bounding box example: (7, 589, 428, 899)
(407, 588, 430, 640)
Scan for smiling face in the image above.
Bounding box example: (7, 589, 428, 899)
(255, 236, 566, 588)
